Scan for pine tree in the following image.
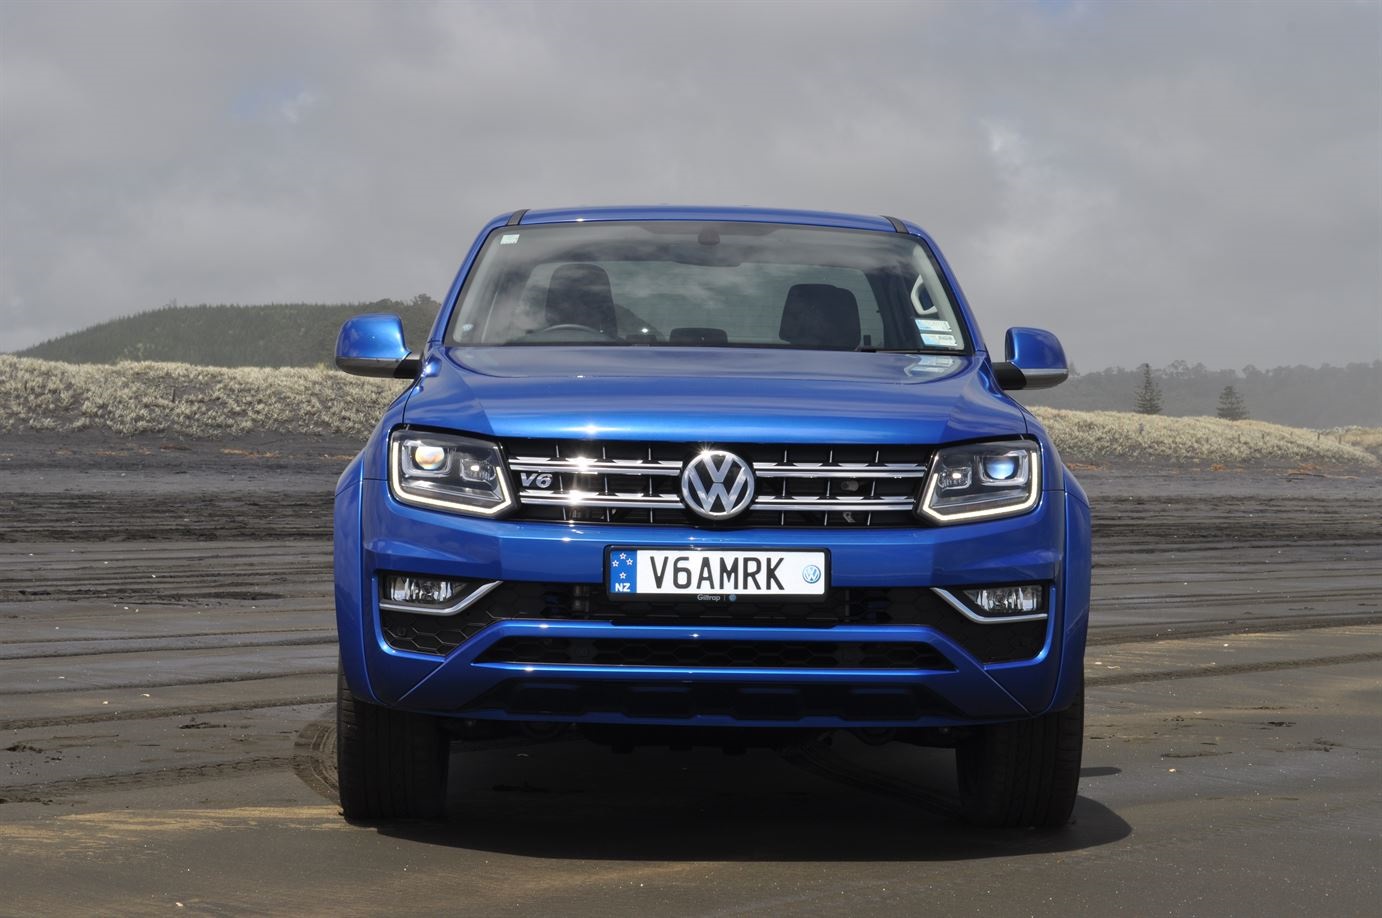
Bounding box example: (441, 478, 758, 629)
(1134, 363, 1163, 415)
(1216, 384, 1249, 421)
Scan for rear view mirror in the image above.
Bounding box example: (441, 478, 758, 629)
(992, 327, 1068, 390)
(335, 314, 420, 378)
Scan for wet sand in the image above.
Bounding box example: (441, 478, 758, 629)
(2, 435, 1379, 915)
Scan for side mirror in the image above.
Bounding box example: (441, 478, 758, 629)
(992, 327, 1068, 390)
(335, 314, 420, 378)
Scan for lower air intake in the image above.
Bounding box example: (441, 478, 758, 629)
(475, 637, 953, 670)
(460, 679, 956, 722)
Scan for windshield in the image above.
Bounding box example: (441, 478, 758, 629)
(447, 221, 970, 352)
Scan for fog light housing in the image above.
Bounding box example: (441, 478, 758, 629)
(963, 584, 1044, 614)
(386, 574, 460, 605)
(379, 573, 503, 616)
(932, 583, 1049, 624)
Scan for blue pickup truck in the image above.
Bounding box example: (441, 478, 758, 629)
(332, 206, 1090, 827)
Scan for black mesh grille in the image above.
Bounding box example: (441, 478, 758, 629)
(458, 679, 955, 722)
(502, 438, 929, 528)
(475, 637, 953, 670)
(379, 584, 1048, 663)
(380, 612, 488, 656)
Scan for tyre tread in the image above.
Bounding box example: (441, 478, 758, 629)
(958, 687, 1084, 828)
(336, 667, 448, 820)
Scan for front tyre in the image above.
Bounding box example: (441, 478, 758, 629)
(956, 686, 1084, 828)
(336, 665, 449, 820)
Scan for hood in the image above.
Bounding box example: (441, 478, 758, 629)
(401, 346, 1028, 444)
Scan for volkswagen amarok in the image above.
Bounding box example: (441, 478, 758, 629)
(333, 206, 1089, 827)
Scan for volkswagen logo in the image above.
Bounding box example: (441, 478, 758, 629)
(680, 449, 756, 521)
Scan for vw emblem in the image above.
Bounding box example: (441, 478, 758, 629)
(801, 564, 822, 585)
(680, 449, 756, 520)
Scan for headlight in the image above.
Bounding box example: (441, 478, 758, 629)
(919, 439, 1040, 523)
(388, 429, 514, 516)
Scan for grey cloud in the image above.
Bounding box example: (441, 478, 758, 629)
(2, 0, 1378, 370)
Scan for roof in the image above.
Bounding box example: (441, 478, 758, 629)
(516, 205, 899, 232)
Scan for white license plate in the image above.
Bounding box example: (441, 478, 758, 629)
(607, 548, 828, 600)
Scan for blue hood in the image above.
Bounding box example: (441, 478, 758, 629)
(401, 347, 1028, 444)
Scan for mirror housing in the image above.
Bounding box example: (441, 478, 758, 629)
(992, 327, 1069, 390)
(335, 314, 420, 378)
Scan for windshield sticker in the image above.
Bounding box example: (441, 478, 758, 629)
(915, 318, 952, 332)
(921, 333, 958, 348)
(500, 233, 520, 245)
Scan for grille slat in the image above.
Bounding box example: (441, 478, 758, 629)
(521, 494, 676, 510)
(753, 496, 913, 511)
(510, 459, 683, 477)
(753, 464, 928, 478)
(505, 438, 929, 528)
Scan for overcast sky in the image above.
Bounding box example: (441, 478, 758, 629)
(2, 0, 1379, 370)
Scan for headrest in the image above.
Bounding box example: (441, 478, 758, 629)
(545, 264, 618, 334)
(779, 284, 861, 349)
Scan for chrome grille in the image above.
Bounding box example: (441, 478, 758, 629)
(503, 439, 929, 527)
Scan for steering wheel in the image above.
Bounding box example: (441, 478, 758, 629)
(540, 323, 605, 335)
(522, 323, 619, 343)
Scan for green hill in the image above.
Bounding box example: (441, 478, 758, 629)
(19, 297, 440, 368)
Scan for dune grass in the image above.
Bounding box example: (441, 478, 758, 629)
(0, 355, 401, 438)
(1328, 426, 1382, 461)
(1, 356, 1375, 467)
(1028, 407, 1375, 467)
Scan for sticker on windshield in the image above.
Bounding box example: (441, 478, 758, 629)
(500, 233, 520, 245)
(921, 333, 958, 348)
(915, 319, 952, 332)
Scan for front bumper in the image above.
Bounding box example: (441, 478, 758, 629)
(335, 476, 1090, 728)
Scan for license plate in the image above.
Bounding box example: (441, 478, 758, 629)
(606, 548, 828, 600)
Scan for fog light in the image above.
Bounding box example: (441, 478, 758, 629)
(385, 574, 461, 606)
(963, 584, 1044, 614)
(379, 573, 504, 618)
